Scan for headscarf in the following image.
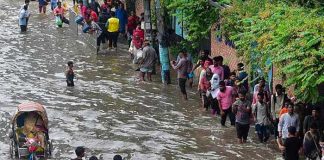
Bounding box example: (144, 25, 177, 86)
(132, 35, 143, 49)
(133, 27, 144, 40)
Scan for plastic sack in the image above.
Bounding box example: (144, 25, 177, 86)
(82, 24, 91, 33)
(56, 16, 63, 26)
(136, 49, 143, 59)
(74, 15, 83, 25)
(133, 49, 143, 64)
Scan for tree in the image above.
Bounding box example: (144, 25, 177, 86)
(166, 0, 230, 48)
(156, 0, 172, 84)
(156, 0, 323, 103)
(220, 0, 324, 103)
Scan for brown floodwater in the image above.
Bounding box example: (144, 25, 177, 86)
(0, 0, 281, 159)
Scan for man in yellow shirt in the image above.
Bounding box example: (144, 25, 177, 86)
(106, 12, 119, 51)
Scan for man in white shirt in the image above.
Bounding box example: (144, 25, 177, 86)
(271, 84, 288, 139)
(278, 103, 300, 142)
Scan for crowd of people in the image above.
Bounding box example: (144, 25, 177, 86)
(73, 0, 157, 82)
(18, 0, 70, 32)
(169, 49, 324, 159)
(17, 0, 324, 159)
(73, 0, 130, 53)
(128, 34, 324, 159)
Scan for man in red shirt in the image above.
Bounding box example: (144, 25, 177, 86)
(127, 11, 139, 44)
(132, 24, 144, 41)
(78, 1, 87, 18)
(85, 8, 98, 22)
(53, 2, 69, 27)
(90, 9, 98, 22)
(209, 56, 224, 81)
(199, 68, 213, 111)
(217, 81, 236, 126)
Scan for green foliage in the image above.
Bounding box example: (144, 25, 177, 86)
(166, 0, 226, 48)
(221, 0, 324, 103)
(280, 0, 324, 8)
(159, 0, 323, 103)
(169, 40, 199, 61)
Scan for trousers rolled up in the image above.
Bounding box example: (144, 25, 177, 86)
(273, 118, 279, 138)
(255, 124, 270, 142)
(20, 25, 27, 32)
(221, 107, 235, 126)
(108, 31, 119, 48)
(39, 5, 46, 13)
(210, 97, 220, 114)
(59, 16, 69, 24)
(178, 78, 187, 95)
(97, 33, 106, 47)
(236, 122, 250, 141)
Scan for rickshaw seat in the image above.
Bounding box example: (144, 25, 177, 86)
(15, 129, 26, 147)
(16, 113, 27, 127)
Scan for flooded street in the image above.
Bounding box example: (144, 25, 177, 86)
(0, 0, 279, 159)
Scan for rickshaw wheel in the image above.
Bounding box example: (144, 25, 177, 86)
(9, 139, 17, 158)
(46, 140, 53, 157)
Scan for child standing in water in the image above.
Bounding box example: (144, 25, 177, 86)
(65, 61, 75, 86)
(19, 5, 30, 32)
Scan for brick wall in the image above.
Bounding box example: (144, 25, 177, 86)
(273, 66, 295, 97)
(210, 25, 241, 71)
(210, 25, 292, 95)
(135, 0, 144, 16)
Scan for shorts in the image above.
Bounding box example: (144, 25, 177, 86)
(140, 67, 153, 73)
(236, 122, 250, 140)
(97, 33, 106, 46)
(20, 25, 27, 32)
(66, 80, 74, 87)
(178, 78, 187, 94)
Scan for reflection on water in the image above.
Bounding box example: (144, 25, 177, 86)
(0, 0, 279, 159)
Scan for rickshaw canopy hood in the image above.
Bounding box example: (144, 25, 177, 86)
(11, 102, 48, 129)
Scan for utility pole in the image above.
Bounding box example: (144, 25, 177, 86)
(155, 0, 171, 84)
(143, 0, 152, 41)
